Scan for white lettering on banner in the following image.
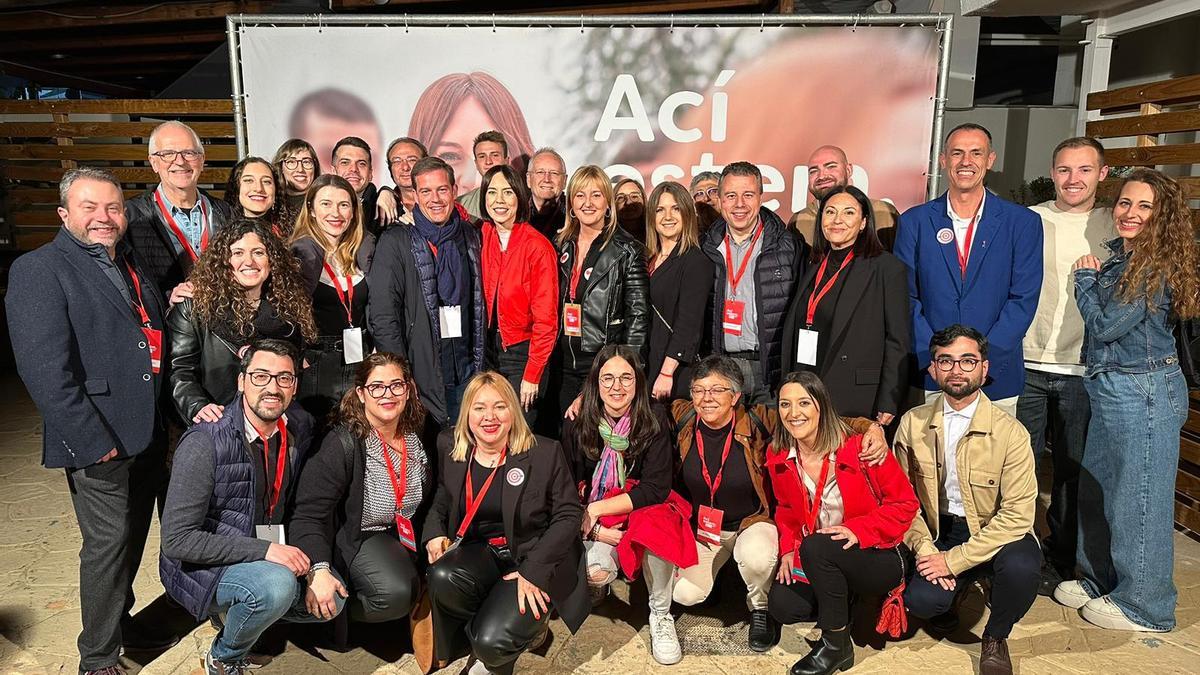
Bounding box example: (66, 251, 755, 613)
(710, 70, 734, 142)
(595, 74, 654, 142)
(596, 70, 736, 144)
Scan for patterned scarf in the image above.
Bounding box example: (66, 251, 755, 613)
(589, 413, 632, 503)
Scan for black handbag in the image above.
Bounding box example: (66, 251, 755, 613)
(1174, 316, 1200, 390)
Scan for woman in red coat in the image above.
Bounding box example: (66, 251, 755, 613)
(479, 165, 559, 427)
(767, 370, 918, 675)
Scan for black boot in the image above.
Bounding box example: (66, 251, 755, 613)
(790, 627, 853, 675)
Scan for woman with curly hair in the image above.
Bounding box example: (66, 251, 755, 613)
(224, 156, 292, 238)
(273, 138, 321, 217)
(168, 218, 316, 425)
(289, 174, 375, 425)
(1054, 168, 1200, 633)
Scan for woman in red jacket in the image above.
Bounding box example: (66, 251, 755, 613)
(767, 370, 918, 675)
(480, 165, 559, 426)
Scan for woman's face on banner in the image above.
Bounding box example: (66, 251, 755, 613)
(433, 95, 496, 197)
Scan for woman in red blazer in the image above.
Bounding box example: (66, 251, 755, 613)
(766, 370, 919, 675)
(479, 165, 560, 427)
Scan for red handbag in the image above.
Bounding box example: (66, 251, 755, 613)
(862, 460, 908, 638)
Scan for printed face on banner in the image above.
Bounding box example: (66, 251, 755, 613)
(242, 25, 939, 218)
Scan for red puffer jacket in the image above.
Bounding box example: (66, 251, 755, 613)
(481, 221, 560, 384)
(766, 434, 918, 555)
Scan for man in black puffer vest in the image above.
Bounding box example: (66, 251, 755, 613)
(160, 339, 340, 675)
(702, 161, 808, 405)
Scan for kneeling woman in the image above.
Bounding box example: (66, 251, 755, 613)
(767, 371, 918, 675)
(291, 353, 431, 624)
(423, 373, 588, 674)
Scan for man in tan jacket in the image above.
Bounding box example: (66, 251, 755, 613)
(894, 324, 1040, 675)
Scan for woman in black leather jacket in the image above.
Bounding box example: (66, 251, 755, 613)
(554, 165, 650, 417)
(167, 219, 316, 425)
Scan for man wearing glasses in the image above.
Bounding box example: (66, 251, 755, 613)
(786, 145, 899, 250)
(159, 339, 341, 674)
(526, 146, 568, 238)
(126, 120, 233, 306)
(386, 136, 428, 225)
(893, 324, 1040, 675)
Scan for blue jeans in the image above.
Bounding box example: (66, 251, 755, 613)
(1016, 368, 1090, 574)
(208, 560, 345, 661)
(1076, 367, 1187, 630)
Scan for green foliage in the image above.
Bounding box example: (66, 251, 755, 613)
(1010, 176, 1055, 206)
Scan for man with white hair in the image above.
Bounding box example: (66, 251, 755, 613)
(125, 121, 233, 305)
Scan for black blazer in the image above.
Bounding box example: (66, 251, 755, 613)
(6, 230, 166, 468)
(780, 252, 911, 418)
(646, 246, 714, 399)
(125, 187, 233, 297)
(421, 432, 589, 633)
(556, 227, 650, 354)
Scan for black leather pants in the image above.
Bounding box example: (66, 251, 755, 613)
(347, 531, 419, 623)
(427, 542, 548, 674)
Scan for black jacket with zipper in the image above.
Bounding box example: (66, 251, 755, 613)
(555, 226, 650, 354)
(125, 187, 234, 298)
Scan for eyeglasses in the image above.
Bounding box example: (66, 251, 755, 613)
(692, 187, 720, 200)
(933, 357, 981, 372)
(246, 370, 296, 388)
(364, 382, 408, 398)
(599, 374, 636, 389)
(388, 156, 420, 167)
(151, 149, 203, 163)
(529, 170, 564, 180)
(690, 385, 733, 398)
(282, 157, 315, 170)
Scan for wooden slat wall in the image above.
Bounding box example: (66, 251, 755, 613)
(1086, 75, 1200, 539)
(0, 99, 236, 251)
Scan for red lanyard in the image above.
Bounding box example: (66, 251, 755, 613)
(153, 189, 209, 262)
(321, 261, 355, 325)
(261, 419, 288, 520)
(956, 210, 981, 279)
(805, 251, 855, 326)
(455, 447, 507, 539)
(795, 454, 832, 535)
(723, 225, 764, 295)
(569, 259, 584, 301)
(695, 425, 735, 505)
(376, 430, 408, 512)
(124, 262, 152, 326)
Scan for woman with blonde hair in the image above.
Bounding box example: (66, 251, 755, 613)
(422, 372, 587, 674)
(554, 165, 649, 416)
(289, 173, 376, 425)
(1055, 168, 1200, 633)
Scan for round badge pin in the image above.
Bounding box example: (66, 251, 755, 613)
(584, 267, 593, 280)
(506, 467, 525, 486)
(560, 251, 569, 263)
(936, 228, 955, 245)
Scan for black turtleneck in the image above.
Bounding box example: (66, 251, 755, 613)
(680, 417, 756, 530)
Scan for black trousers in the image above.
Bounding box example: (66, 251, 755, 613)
(767, 533, 907, 630)
(427, 543, 548, 675)
(298, 337, 358, 432)
(903, 514, 1041, 639)
(486, 332, 545, 428)
(347, 531, 420, 623)
(66, 444, 165, 671)
(557, 350, 594, 417)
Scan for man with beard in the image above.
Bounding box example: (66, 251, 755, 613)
(894, 324, 1040, 675)
(788, 145, 899, 248)
(526, 147, 568, 237)
(332, 136, 398, 237)
(159, 339, 337, 674)
(457, 130, 508, 221)
(385, 136, 428, 225)
(369, 157, 484, 426)
(614, 176, 646, 242)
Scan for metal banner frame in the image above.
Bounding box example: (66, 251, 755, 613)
(226, 12, 953, 199)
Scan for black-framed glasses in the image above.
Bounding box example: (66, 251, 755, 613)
(282, 157, 315, 170)
(599, 374, 636, 389)
(151, 149, 203, 163)
(690, 385, 733, 398)
(933, 357, 981, 372)
(364, 382, 408, 398)
(247, 370, 296, 388)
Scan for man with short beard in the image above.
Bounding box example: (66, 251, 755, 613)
(159, 339, 338, 675)
(788, 145, 899, 248)
(894, 324, 1040, 675)
(332, 136, 399, 237)
(386, 136, 428, 225)
(526, 146, 568, 237)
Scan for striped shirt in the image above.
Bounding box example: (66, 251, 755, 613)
(361, 431, 430, 531)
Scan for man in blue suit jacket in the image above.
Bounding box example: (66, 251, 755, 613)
(895, 124, 1043, 415)
(6, 167, 171, 672)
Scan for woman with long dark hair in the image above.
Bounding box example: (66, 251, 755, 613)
(291, 353, 431, 626)
(224, 156, 290, 238)
(168, 219, 315, 424)
(1055, 169, 1200, 633)
(273, 138, 321, 217)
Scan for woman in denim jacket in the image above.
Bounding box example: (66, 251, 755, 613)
(1052, 169, 1200, 632)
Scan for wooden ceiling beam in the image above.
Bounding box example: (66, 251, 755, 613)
(0, 59, 147, 96)
(27, 51, 213, 67)
(332, 0, 764, 12)
(0, 1, 271, 32)
(0, 30, 225, 55)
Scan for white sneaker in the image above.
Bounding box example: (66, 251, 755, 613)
(1053, 580, 1091, 609)
(1080, 596, 1169, 632)
(649, 611, 683, 665)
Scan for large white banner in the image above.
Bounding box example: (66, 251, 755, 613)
(239, 23, 940, 215)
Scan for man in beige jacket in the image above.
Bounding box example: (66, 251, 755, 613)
(894, 324, 1041, 675)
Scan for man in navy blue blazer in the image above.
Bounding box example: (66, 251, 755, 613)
(6, 167, 172, 672)
(895, 124, 1043, 416)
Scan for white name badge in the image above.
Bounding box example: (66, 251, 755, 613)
(255, 524, 286, 545)
(342, 326, 364, 364)
(796, 328, 819, 366)
(439, 305, 464, 339)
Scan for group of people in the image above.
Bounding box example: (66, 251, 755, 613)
(7, 117, 1199, 675)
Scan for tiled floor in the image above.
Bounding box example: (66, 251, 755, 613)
(0, 376, 1197, 674)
